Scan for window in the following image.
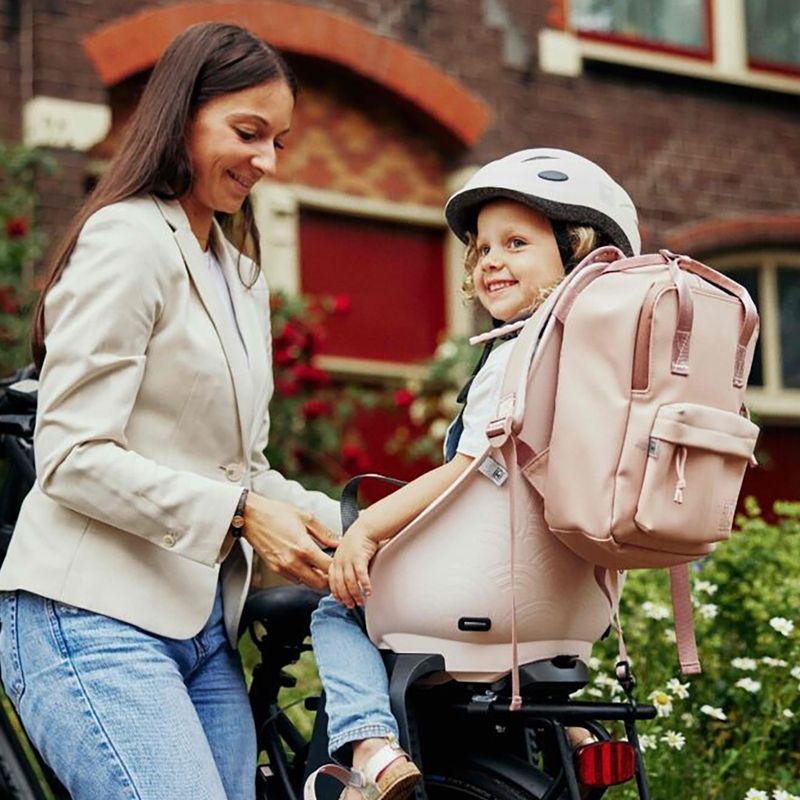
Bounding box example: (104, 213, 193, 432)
(745, 0, 800, 75)
(569, 0, 710, 57)
(541, 0, 800, 95)
(298, 209, 446, 365)
(709, 251, 800, 417)
(253, 181, 472, 379)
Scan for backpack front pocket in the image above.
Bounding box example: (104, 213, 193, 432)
(634, 403, 759, 545)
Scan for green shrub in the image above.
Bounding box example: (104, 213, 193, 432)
(0, 141, 56, 375)
(588, 498, 800, 798)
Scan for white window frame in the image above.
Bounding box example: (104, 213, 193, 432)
(252, 178, 476, 380)
(710, 250, 800, 420)
(539, 0, 800, 96)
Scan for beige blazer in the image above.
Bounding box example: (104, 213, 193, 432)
(0, 195, 340, 645)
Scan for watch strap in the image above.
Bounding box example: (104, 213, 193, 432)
(229, 488, 249, 539)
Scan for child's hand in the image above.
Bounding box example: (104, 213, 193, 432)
(329, 523, 379, 608)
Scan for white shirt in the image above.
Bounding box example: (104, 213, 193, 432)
(207, 247, 248, 357)
(447, 338, 515, 458)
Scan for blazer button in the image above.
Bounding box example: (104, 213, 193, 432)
(163, 533, 177, 547)
(224, 463, 243, 482)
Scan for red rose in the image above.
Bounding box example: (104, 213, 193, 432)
(275, 321, 308, 351)
(393, 388, 415, 408)
(331, 294, 352, 314)
(0, 286, 18, 314)
(275, 379, 299, 397)
(341, 444, 372, 473)
(292, 363, 331, 387)
(5, 217, 28, 239)
(274, 346, 300, 366)
(302, 399, 330, 419)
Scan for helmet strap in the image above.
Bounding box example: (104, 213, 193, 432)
(552, 220, 574, 273)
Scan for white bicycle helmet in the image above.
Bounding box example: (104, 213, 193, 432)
(445, 148, 641, 257)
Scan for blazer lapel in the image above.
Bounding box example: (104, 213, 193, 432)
(211, 223, 271, 444)
(152, 196, 253, 452)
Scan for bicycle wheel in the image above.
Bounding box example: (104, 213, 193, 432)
(425, 768, 542, 800)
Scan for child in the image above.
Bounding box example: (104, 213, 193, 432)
(306, 148, 640, 800)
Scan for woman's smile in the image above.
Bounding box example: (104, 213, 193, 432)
(226, 168, 257, 193)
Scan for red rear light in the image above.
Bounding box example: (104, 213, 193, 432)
(574, 741, 636, 787)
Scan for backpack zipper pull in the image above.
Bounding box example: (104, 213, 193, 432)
(673, 445, 688, 504)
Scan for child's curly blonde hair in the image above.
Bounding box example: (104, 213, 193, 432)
(461, 223, 602, 300)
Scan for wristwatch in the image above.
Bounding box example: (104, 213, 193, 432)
(229, 488, 249, 539)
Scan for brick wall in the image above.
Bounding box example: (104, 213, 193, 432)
(13, 0, 800, 250)
(4, 0, 799, 506)
(0, 1, 23, 141)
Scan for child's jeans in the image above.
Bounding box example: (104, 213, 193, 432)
(310, 593, 399, 757)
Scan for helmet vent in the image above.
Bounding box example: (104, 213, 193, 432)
(538, 170, 569, 182)
(522, 155, 556, 161)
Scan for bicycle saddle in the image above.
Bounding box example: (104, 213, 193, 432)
(238, 585, 325, 636)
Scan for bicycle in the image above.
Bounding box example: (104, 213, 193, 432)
(0, 370, 657, 800)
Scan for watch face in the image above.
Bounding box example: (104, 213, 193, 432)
(232, 514, 245, 529)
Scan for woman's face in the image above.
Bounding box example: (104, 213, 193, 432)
(472, 200, 564, 322)
(183, 79, 294, 230)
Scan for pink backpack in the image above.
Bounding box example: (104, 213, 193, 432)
(484, 246, 759, 673)
(366, 246, 759, 706)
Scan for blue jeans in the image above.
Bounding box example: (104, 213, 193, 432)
(310, 594, 398, 757)
(0, 584, 256, 800)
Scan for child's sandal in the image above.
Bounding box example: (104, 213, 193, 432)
(304, 736, 421, 800)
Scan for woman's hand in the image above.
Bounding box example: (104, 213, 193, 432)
(242, 493, 338, 590)
(329, 522, 379, 608)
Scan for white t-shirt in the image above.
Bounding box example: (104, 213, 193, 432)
(446, 338, 515, 459)
(207, 247, 248, 357)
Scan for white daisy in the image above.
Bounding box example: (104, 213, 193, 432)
(700, 704, 727, 721)
(699, 603, 718, 620)
(638, 734, 657, 751)
(694, 580, 718, 595)
(666, 678, 690, 699)
(735, 677, 762, 693)
(648, 690, 673, 717)
(769, 617, 795, 637)
(731, 657, 758, 671)
(642, 601, 670, 620)
(660, 730, 686, 750)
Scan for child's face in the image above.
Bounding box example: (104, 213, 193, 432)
(472, 200, 564, 322)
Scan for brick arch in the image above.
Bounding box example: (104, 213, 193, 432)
(664, 214, 800, 255)
(82, 1, 491, 148)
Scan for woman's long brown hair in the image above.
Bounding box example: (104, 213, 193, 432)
(31, 22, 297, 371)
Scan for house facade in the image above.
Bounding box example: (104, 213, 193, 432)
(1, 0, 799, 506)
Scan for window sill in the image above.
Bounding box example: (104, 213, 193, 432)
(538, 28, 800, 96)
(316, 355, 428, 383)
(745, 390, 800, 424)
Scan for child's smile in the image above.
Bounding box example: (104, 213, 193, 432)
(472, 200, 565, 322)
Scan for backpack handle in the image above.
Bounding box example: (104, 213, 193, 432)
(665, 258, 694, 377)
(558, 250, 696, 379)
(660, 250, 759, 388)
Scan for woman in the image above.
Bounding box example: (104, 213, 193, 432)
(0, 22, 339, 800)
